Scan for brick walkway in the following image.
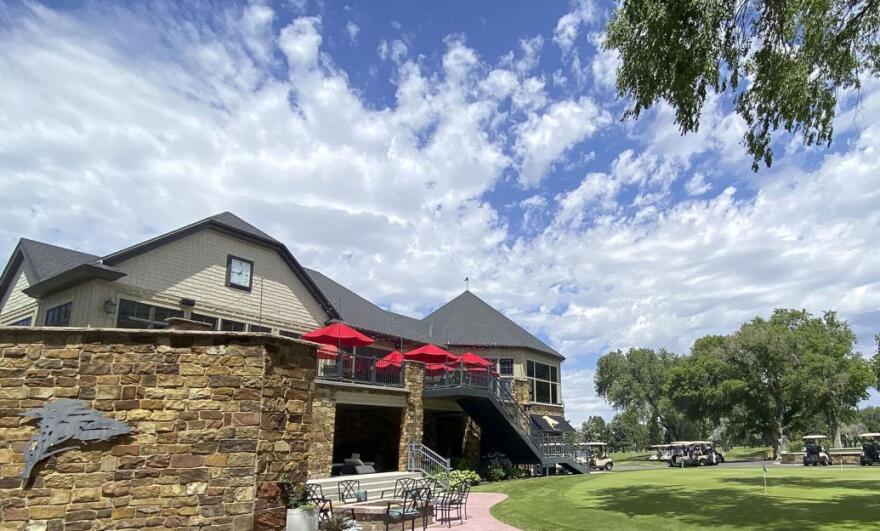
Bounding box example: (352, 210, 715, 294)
(429, 492, 518, 530)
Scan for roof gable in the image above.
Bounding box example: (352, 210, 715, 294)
(423, 290, 563, 359)
(19, 239, 102, 283)
(304, 268, 432, 343)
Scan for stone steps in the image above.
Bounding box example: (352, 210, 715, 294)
(308, 471, 423, 502)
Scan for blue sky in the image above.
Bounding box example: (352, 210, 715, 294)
(1, 0, 879, 424)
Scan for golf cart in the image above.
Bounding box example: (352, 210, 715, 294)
(692, 441, 724, 466)
(802, 435, 833, 466)
(649, 444, 670, 462)
(580, 442, 613, 471)
(858, 433, 880, 466)
(668, 441, 695, 467)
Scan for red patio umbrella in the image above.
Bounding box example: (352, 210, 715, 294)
(303, 322, 375, 348)
(459, 352, 493, 368)
(403, 344, 459, 364)
(316, 344, 340, 360)
(376, 351, 404, 369)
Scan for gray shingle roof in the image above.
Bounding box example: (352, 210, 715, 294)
(423, 291, 563, 359)
(304, 268, 433, 343)
(18, 239, 102, 283)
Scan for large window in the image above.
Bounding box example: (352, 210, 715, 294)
(220, 319, 246, 332)
(249, 324, 271, 333)
(45, 302, 72, 327)
(527, 360, 560, 405)
(488, 358, 514, 377)
(190, 313, 219, 330)
(8, 317, 32, 326)
(117, 299, 183, 329)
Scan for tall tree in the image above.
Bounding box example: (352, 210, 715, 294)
(581, 415, 610, 442)
(595, 347, 684, 439)
(604, 0, 880, 170)
(791, 312, 874, 447)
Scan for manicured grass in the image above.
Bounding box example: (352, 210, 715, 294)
(473, 467, 880, 530)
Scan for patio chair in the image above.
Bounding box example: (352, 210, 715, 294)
(337, 479, 364, 504)
(343, 453, 376, 475)
(433, 485, 463, 527)
(453, 483, 471, 520)
(307, 484, 333, 520)
(381, 478, 416, 499)
(383, 487, 429, 531)
(415, 477, 444, 500)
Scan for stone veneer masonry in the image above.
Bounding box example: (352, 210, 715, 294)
(306, 361, 425, 479)
(0, 327, 318, 531)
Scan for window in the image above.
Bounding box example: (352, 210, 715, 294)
(221, 319, 246, 332)
(116, 299, 183, 329)
(190, 313, 218, 330)
(527, 360, 560, 405)
(9, 317, 32, 326)
(249, 324, 271, 333)
(487, 358, 514, 377)
(279, 330, 299, 338)
(44, 303, 72, 327)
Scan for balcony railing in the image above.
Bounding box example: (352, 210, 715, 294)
(314, 350, 403, 387)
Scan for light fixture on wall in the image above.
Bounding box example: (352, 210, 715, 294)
(102, 298, 117, 315)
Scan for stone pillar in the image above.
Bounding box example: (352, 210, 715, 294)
(307, 387, 336, 479)
(512, 378, 530, 409)
(398, 361, 424, 471)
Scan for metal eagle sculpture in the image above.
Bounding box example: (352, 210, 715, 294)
(20, 399, 133, 480)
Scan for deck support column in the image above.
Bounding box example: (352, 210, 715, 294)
(399, 361, 425, 471)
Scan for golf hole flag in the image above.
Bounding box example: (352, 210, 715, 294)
(762, 462, 769, 495)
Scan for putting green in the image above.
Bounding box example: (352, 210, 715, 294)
(473, 467, 880, 530)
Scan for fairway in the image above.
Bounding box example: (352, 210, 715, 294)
(474, 467, 880, 530)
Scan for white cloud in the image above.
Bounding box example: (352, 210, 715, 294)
(553, 0, 596, 56)
(2, 0, 880, 422)
(514, 97, 610, 187)
(684, 173, 712, 196)
(345, 21, 360, 42)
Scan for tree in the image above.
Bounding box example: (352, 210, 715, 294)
(721, 309, 872, 456)
(607, 409, 650, 451)
(581, 415, 610, 441)
(791, 312, 874, 447)
(669, 335, 730, 425)
(595, 347, 685, 440)
(604, 0, 880, 170)
(874, 334, 880, 390)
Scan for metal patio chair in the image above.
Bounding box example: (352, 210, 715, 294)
(337, 479, 362, 504)
(433, 484, 463, 527)
(306, 483, 333, 520)
(381, 478, 417, 499)
(383, 486, 429, 531)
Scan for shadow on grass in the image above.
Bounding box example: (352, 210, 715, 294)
(584, 483, 876, 529)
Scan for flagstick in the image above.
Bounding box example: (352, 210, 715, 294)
(763, 470, 768, 495)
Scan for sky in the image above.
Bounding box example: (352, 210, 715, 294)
(1, 0, 879, 425)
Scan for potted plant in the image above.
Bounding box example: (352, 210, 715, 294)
(281, 481, 319, 531)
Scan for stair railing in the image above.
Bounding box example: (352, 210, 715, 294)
(407, 443, 451, 485)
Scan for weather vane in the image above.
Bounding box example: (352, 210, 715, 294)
(465, 276, 469, 290)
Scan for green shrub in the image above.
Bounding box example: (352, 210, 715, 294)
(431, 469, 481, 488)
(485, 466, 506, 482)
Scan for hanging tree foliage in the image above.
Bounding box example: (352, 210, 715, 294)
(604, 0, 880, 170)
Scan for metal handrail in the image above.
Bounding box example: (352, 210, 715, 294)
(407, 443, 451, 484)
(314, 350, 403, 387)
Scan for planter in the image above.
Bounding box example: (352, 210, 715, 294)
(286, 508, 319, 531)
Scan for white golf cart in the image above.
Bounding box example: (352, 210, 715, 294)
(802, 435, 833, 466)
(649, 444, 670, 462)
(858, 433, 880, 466)
(692, 441, 724, 466)
(575, 442, 613, 470)
(667, 441, 693, 467)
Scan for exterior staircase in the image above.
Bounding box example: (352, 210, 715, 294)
(423, 369, 588, 474)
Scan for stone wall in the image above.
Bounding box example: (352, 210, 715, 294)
(306, 386, 336, 480)
(398, 362, 424, 471)
(0, 327, 316, 531)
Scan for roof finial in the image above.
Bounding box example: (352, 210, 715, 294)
(464, 276, 469, 291)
